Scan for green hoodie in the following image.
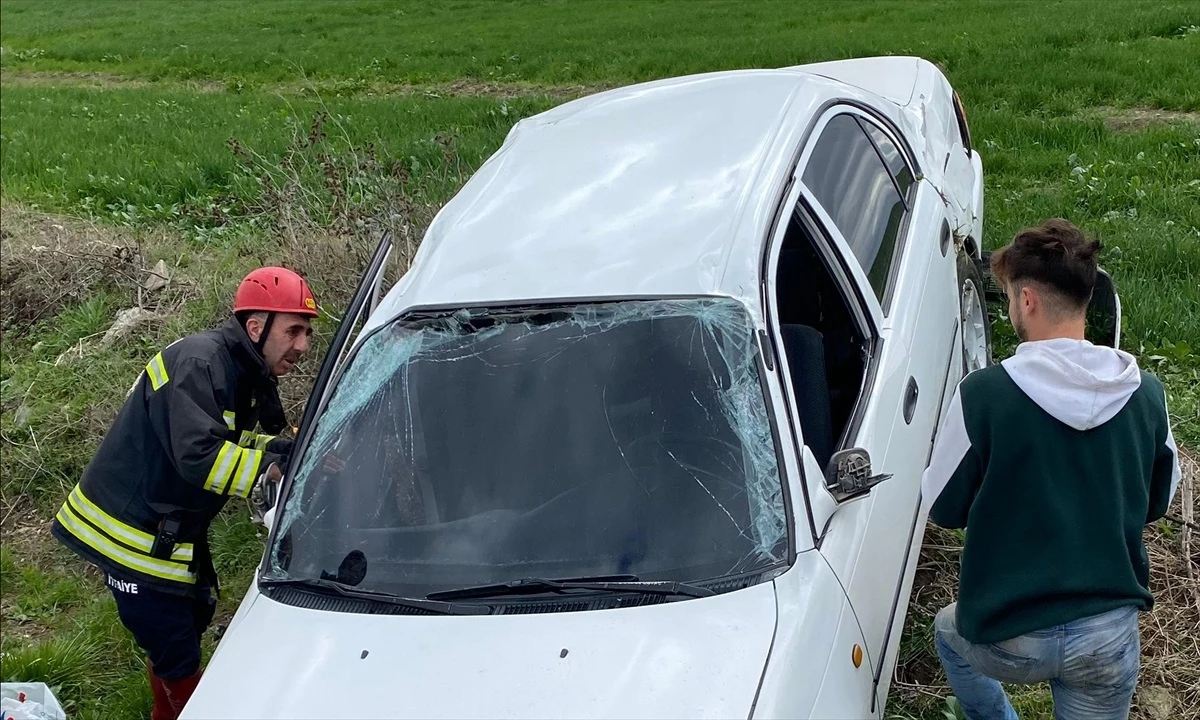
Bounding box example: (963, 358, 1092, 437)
(922, 338, 1180, 645)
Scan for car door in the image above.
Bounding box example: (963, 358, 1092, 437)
(786, 107, 955, 707)
(259, 231, 395, 536)
(848, 115, 961, 706)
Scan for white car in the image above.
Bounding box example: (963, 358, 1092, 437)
(184, 57, 1111, 719)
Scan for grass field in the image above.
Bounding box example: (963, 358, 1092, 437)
(2, 1, 1198, 718)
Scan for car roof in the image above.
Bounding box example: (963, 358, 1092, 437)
(369, 63, 930, 330)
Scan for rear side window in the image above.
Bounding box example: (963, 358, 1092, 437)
(858, 119, 914, 203)
(802, 113, 908, 301)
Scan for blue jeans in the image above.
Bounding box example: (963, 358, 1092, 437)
(934, 603, 1140, 720)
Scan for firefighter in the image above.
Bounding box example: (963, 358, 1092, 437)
(50, 267, 318, 719)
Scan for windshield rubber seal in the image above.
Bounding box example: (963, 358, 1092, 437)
(757, 197, 817, 551)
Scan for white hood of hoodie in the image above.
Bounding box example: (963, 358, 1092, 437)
(1001, 338, 1142, 431)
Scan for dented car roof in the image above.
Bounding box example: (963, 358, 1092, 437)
(369, 58, 959, 331)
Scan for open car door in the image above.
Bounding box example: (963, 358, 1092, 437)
(254, 232, 395, 532)
(1086, 269, 1121, 348)
(981, 252, 1122, 349)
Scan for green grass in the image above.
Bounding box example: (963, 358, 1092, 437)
(0, 87, 549, 226)
(0, 536, 152, 718)
(2, 65, 1195, 433)
(2, 1, 1198, 718)
(1, 0, 1198, 111)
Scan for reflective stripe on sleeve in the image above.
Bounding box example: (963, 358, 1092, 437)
(229, 448, 262, 499)
(237, 431, 274, 451)
(146, 353, 170, 391)
(204, 441, 241, 494)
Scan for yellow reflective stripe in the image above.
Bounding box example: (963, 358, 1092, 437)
(146, 353, 169, 391)
(56, 503, 196, 583)
(229, 448, 262, 499)
(223, 411, 236, 431)
(204, 441, 240, 493)
(236, 431, 273, 451)
(67, 487, 193, 562)
(232, 432, 273, 451)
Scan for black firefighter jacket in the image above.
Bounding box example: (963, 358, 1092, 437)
(51, 317, 293, 596)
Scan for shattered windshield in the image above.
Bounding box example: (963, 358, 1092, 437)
(267, 298, 788, 600)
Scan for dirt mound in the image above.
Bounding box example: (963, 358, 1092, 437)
(0, 207, 147, 336)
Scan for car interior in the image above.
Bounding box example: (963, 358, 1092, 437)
(773, 209, 870, 470)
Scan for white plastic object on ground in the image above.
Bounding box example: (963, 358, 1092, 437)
(0, 683, 67, 720)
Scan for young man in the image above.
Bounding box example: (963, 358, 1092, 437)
(51, 267, 318, 719)
(922, 219, 1181, 720)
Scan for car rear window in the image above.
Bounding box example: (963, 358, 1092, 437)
(802, 113, 908, 301)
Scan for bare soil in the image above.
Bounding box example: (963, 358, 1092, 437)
(0, 70, 608, 101)
(1094, 106, 1200, 131)
(0, 70, 224, 93)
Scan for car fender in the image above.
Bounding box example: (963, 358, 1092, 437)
(752, 551, 875, 719)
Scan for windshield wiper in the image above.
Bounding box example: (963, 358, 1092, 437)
(260, 576, 489, 616)
(426, 574, 716, 601)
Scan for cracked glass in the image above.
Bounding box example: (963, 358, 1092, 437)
(267, 298, 787, 599)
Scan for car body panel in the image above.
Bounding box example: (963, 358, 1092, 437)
(369, 71, 811, 323)
(182, 582, 779, 719)
(752, 529, 876, 718)
(792, 155, 962, 695)
(968, 150, 986, 252)
(795, 56, 922, 107)
(364, 60, 964, 336)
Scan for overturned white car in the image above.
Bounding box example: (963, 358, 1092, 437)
(184, 57, 1118, 718)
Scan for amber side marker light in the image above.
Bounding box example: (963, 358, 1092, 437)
(852, 644, 863, 668)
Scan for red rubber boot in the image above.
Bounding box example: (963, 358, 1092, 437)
(161, 671, 203, 717)
(148, 663, 174, 720)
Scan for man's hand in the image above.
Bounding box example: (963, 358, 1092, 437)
(266, 461, 284, 484)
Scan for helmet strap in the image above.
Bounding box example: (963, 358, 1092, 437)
(254, 312, 276, 358)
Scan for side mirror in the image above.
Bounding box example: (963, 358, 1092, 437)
(825, 447, 892, 502)
(1086, 268, 1121, 349)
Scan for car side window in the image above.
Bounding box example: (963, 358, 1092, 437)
(858, 119, 915, 204)
(801, 113, 910, 302)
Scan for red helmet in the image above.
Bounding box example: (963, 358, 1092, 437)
(233, 267, 318, 317)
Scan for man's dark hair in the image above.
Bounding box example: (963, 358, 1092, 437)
(990, 218, 1102, 314)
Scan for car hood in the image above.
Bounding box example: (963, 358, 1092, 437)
(183, 582, 778, 719)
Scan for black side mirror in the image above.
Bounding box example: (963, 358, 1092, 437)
(1086, 268, 1121, 349)
(825, 447, 892, 502)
